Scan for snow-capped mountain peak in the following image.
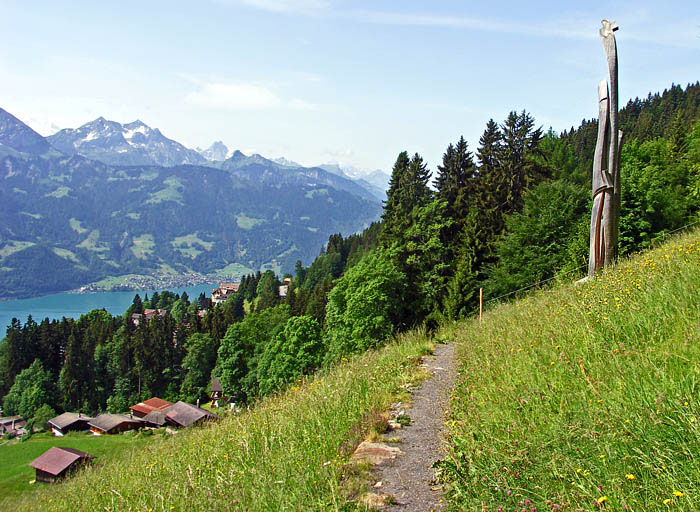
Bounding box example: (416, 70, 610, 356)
(47, 117, 206, 167)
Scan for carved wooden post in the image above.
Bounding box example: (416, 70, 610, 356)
(589, 19, 623, 276)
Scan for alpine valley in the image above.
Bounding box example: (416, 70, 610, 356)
(0, 108, 387, 300)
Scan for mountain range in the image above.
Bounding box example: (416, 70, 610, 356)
(0, 108, 386, 299)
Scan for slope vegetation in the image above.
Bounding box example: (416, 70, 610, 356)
(8, 332, 432, 511)
(439, 228, 700, 511)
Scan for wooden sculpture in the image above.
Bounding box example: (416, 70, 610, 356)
(589, 19, 623, 276)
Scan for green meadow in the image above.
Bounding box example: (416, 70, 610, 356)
(8, 333, 433, 511)
(439, 229, 700, 511)
(0, 431, 150, 502)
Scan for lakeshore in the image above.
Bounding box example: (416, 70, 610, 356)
(0, 283, 217, 333)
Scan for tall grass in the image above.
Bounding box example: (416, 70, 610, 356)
(10, 332, 433, 511)
(439, 230, 700, 511)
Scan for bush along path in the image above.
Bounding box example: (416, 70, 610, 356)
(357, 343, 457, 510)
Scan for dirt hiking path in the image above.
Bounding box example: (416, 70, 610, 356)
(373, 343, 457, 511)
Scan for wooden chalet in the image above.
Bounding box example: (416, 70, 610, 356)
(48, 412, 93, 436)
(88, 414, 142, 435)
(29, 447, 94, 483)
(210, 377, 223, 407)
(164, 401, 217, 428)
(0, 415, 27, 436)
(129, 397, 173, 418)
(211, 282, 239, 304)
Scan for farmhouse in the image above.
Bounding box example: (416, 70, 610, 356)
(48, 412, 93, 436)
(129, 397, 173, 418)
(28, 447, 95, 483)
(164, 401, 217, 428)
(131, 308, 167, 326)
(88, 414, 142, 435)
(211, 282, 239, 304)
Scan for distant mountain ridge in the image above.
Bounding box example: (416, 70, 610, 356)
(47, 118, 207, 167)
(0, 108, 383, 299)
(42, 116, 389, 199)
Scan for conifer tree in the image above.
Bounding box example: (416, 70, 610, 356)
(435, 136, 478, 239)
(381, 152, 432, 244)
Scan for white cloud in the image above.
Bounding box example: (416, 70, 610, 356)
(184, 79, 320, 111)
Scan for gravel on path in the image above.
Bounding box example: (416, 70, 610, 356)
(373, 343, 457, 511)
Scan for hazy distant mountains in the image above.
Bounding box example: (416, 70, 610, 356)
(47, 117, 208, 167)
(0, 108, 56, 157)
(0, 108, 385, 299)
(41, 116, 390, 200)
(196, 140, 231, 161)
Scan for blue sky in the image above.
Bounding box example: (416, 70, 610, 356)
(0, 0, 698, 172)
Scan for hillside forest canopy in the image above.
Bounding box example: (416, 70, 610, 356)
(1, 81, 699, 429)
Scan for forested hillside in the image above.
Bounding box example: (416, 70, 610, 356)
(1, 81, 698, 434)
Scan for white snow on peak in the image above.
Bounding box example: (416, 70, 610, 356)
(82, 130, 99, 142)
(123, 123, 150, 140)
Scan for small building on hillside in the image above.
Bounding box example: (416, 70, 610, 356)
(0, 415, 27, 436)
(48, 412, 93, 436)
(211, 282, 239, 304)
(210, 377, 223, 407)
(164, 401, 217, 428)
(131, 308, 167, 326)
(129, 397, 173, 419)
(88, 414, 142, 435)
(29, 447, 95, 483)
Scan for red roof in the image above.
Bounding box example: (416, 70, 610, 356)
(29, 447, 94, 476)
(130, 397, 173, 415)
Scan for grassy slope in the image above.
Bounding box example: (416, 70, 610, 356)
(0, 432, 150, 500)
(439, 229, 700, 511)
(8, 333, 433, 511)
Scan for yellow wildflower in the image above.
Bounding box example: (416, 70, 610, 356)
(625, 474, 635, 480)
(597, 496, 608, 504)
(673, 491, 684, 497)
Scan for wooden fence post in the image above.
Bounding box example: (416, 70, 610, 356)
(479, 288, 483, 322)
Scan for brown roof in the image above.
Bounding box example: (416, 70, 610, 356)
(130, 397, 173, 415)
(219, 282, 239, 291)
(48, 412, 93, 430)
(29, 447, 94, 476)
(141, 410, 168, 426)
(165, 401, 217, 428)
(210, 376, 223, 393)
(88, 414, 142, 433)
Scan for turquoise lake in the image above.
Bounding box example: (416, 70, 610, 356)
(0, 283, 217, 333)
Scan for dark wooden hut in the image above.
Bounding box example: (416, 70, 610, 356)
(28, 447, 94, 483)
(48, 412, 93, 436)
